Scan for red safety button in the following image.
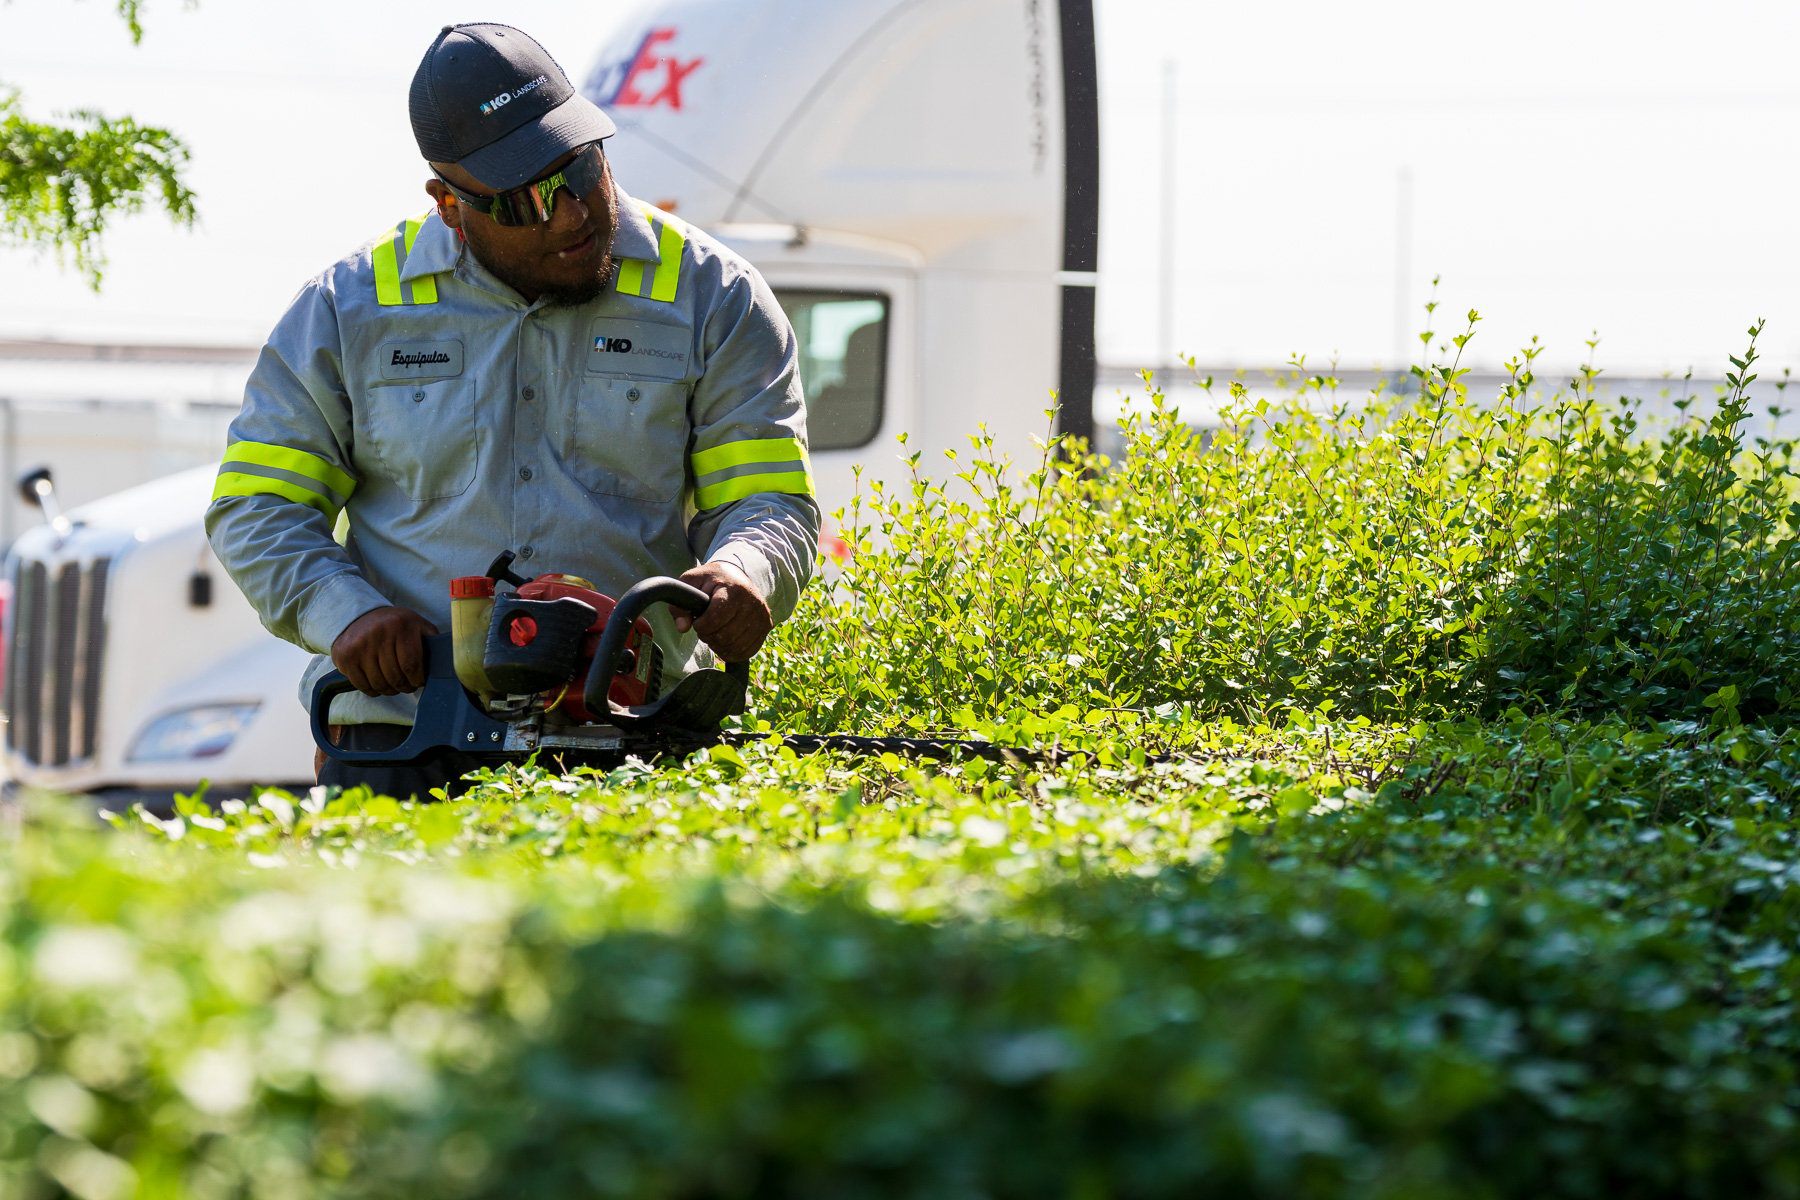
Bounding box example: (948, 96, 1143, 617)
(508, 616, 539, 646)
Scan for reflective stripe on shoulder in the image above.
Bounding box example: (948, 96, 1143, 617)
(615, 201, 686, 303)
(213, 441, 357, 521)
(372, 211, 440, 306)
(691, 435, 813, 510)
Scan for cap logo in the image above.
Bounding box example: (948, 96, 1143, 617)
(478, 73, 550, 116)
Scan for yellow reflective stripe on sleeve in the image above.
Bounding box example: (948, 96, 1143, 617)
(221, 441, 357, 499)
(403, 214, 428, 254)
(372, 227, 403, 306)
(694, 469, 814, 511)
(615, 258, 646, 297)
(649, 214, 685, 302)
(691, 436, 807, 477)
(211, 472, 341, 520)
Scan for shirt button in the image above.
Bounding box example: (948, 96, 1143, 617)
(520, 546, 534, 560)
(626, 387, 641, 402)
(413, 390, 425, 403)
(521, 386, 536, 401)
(519, 466, 533, 481)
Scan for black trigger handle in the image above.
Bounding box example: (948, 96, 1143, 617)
(485, 550, 530, 587)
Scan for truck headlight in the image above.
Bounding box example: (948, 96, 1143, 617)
(128, 703, 261, 763)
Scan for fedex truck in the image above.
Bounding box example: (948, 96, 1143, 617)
(0, 0, 1099, 801)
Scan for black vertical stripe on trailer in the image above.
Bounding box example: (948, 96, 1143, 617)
(1057, 0, 1099, 447)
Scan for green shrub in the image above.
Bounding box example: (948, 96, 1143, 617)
(1485, 331, 1800, 722)
(764, 319, 1800, 730)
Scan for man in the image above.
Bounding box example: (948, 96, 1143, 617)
(206, 23, 820, 798)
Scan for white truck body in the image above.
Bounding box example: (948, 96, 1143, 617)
(0, 0, 1098, 798)
(586, 0, 1099, 503)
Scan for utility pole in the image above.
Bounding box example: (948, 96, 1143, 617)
(1, 396, 14, 547)
(1158, 58, 1178, 372)
(1392, 165, 1414, 384)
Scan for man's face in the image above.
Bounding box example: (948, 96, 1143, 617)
(426, 147, 618, 306)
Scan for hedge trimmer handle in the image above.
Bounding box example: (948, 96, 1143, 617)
(310, 632, 507, 765)
(582, 577, 750, 727)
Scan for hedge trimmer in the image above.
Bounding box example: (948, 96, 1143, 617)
(311, 551, 1135, 771)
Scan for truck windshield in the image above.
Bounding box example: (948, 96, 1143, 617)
(773, 290, 887, 451)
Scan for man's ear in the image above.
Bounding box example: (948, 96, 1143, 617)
(425, 179, 462, 232)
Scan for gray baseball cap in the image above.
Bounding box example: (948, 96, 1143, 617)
(409, 23, 616, 190)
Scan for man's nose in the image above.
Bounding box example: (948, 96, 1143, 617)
(549, 186, 589, 231)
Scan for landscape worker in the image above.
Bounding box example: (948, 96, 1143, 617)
(205, 23, 821, 799)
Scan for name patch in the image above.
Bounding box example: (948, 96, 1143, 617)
(588, 319, 689, 381)
(378, 340, 464, 380)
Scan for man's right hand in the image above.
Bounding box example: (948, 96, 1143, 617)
(330, 606, 439, 696)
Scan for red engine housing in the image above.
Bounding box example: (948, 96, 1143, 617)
(513, 574, 658, 720)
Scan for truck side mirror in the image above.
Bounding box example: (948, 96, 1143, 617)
(16, 464, 64, 528)
(16, 465, 67, 536)
(17, 465, 53, 512)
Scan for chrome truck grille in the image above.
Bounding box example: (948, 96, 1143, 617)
(5, 556, 110, 767)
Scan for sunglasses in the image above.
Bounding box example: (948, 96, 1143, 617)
(434, 143, 606, 228)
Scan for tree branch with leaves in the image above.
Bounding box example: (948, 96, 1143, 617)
(0, 0, 197, 287)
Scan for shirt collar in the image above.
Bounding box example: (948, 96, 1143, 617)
(609, 185, 662, 263)
(397, 209, 460, 283)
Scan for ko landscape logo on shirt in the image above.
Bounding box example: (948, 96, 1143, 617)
(588, 319, 689, 381)
(378, 340, 465, 380)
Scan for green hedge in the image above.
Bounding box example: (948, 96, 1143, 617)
(764, 320, 1800, 729)
(3, 717, 1799, 1197)
(6, 323, 1800, 1197)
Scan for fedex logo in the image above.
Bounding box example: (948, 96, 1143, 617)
(590, 27, 704, 111)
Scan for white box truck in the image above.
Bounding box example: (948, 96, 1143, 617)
(0, 0, 1099, 801)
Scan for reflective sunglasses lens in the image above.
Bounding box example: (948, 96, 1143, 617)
(492, 183, 553, 227)
(565, 144, 606, 195)
(485, 145, 604, 227)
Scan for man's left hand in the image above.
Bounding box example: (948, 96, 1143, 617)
(675, 561, 773, 662)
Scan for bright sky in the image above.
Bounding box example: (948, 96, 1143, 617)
(2, 0, 1798, 378)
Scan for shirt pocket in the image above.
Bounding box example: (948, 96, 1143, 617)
(564, 375, 690, 503)
(359, 378, 480, 500)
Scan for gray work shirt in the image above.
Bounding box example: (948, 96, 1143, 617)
(206, 187, 820, 724)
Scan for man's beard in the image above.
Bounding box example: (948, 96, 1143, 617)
(475, 245, 614, 308)
(535, 249, 615, 307)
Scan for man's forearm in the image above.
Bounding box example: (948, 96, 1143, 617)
(205, 492, 391, 654)
(695, 493, 821, 625)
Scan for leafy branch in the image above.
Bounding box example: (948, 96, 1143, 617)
(115, 0, 152, 43)
(0, 0, 199, 286)
(0, 91, 196, 287)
